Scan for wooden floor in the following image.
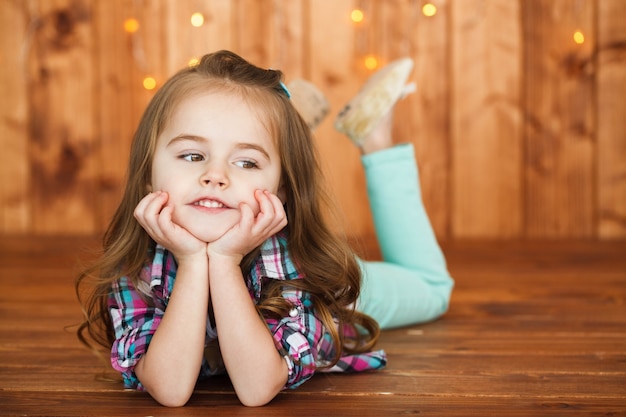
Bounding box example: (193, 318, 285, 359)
(0, 236, 625, 416)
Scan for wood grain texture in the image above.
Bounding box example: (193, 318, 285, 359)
(597, 0, 626, 239)
(0, 0, 30, 233)
(451, 0, 523, 238)
(412, 0, 451, 238)
(25, 0, 98, 234)
(523, 0, 596, 238)
(0, 236, 624, 415)
(0, 0, 624, 240)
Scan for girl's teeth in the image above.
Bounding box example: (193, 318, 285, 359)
(196, 200, 224, 208)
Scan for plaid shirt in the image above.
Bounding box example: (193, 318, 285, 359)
(108, 231, 386, 390)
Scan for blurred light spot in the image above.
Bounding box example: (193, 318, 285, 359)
(124, 18, 139, 33)
(364, 55, 378, 70)
(351, 9, 364, 23)
(191, 12, 204, 27)
(143, 77, 157, 90)
(422, 3, 437, 17)
(573, 30, 585, 44)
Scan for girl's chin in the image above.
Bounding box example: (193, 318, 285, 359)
(171, 208, 241, 242)
(189, 229, 230, 243)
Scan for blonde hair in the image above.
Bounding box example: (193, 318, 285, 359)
(76, 50, 380, 368)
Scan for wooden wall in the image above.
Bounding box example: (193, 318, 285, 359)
(1, 0, 624, 240)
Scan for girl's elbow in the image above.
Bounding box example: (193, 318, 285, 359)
(146, 383, 194, 407)
(236, 378, 283, 407)
(238, 389, 279, 407)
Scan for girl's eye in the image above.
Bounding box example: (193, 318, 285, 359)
(235, 160, 258, 169)
(181, 153, 204, 162)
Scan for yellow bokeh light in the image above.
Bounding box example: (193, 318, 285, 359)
(422, 3, 437, 17)
(351, 9, 364, 23)
(573, 30, 585, 44)
(364, 55, 378, 70)
(124, 18, 139, 33)
(191, 12, 204, 27)
(188, 57, 200, 67)
(143, 77, 157, 90)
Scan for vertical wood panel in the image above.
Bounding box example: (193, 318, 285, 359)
(523, 0, 596, 238)
(26, 0, 98, 234)
(451, 0, 523, 238)
(412, 0, 451, 239)
(597, 0, 626, 239)
(266, 0, 305, 76)
(0, 0, 624, 240)
(233, 0, 272, 65)
(163, 0, 233, 75)
(375, 0, 451, 240)
(0, 0, 30, 232)
(130, 1, 166, 108)
(309, 0, 374, 238)
(94, 0, 138, 230)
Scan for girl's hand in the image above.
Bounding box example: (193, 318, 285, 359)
(207, 190, 287, 263)
(134, 191, 207, 261)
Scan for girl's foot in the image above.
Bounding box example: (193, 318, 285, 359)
(334, 57, 415, 152)
(287, 79, 330, 131)
(359, 107, 394, 155)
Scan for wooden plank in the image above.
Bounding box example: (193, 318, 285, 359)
(377, 0, 446, 235)
(232, 0, 271, 65)
(25, 0, 98, 234)
(1, 237, 626, 414)
(597, 0, 626, 239)
(163, 0, 233, 75)
(412, 0, 451, 239)
(129, 0, 166, 112)
(229, 0, 305, 74)
(451, 0, 523, 238)
(523, 0, 596, 238)
(1, 391, 625, 416)
(0, 0, 30, 233)
(93, 0, 138, 231)
(309, 0, 374, 238)
(266, 0, 305, 77)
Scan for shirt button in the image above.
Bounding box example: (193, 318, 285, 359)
(289, 307, 298, 317)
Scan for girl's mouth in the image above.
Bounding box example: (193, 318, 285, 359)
(193, 199, 227, 209)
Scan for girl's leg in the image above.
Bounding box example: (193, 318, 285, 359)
(287, 65, 453, 329)
(356, 143, 453, 329)
(333, 58, 453, 329)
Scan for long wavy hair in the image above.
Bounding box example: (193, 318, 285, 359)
(76, 50, 380, 368)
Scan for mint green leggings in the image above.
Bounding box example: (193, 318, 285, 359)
(356, 144, 454, 329)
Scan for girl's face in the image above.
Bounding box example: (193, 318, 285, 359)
(150, 90, 284, 243)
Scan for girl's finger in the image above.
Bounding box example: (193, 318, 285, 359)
(238, 202, 255, 230)
(262, 190, 287, 230)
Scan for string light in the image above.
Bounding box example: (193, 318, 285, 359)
(124, 18, 139, 33)
(422, 3, 437, 17)
(364, 54, 378, 70)
(191, 12, 204, 27)
(188, 57, 200, 67)
(351, 9, 364, 23)
(143, 76, 157, 90)
(573, 30, 585, 44)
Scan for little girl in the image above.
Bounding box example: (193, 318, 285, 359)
(76, 50, 453, 407)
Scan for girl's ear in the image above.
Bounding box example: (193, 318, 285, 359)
(146, 183, 153, 193)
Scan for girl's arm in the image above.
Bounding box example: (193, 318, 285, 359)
(133, 256, 208, 406)
(209, 256, 288, 406)
(132, 191, 210, 407)
(208, 190, 289, 407)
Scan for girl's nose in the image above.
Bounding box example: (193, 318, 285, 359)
(201, 164, 229, 188)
